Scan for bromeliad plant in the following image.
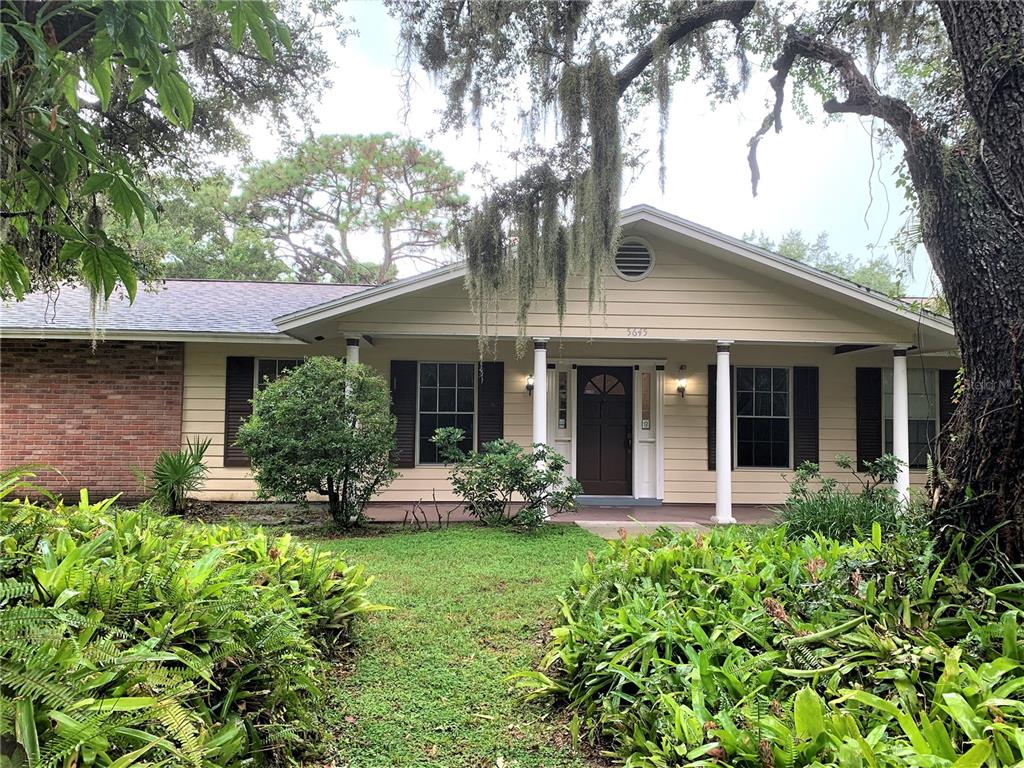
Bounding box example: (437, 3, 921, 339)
(515, 524, 1024, 767)
(0, 472, 384, 767)
(431, 427, 582, 529)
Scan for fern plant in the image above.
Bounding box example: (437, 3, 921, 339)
(0, 470, 383, 767)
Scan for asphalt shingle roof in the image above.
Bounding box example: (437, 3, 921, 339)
(1, 280, 367, 335)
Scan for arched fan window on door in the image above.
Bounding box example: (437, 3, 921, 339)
(583, 373, 626, 396)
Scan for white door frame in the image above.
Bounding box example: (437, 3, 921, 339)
(547, 357, 666, 500)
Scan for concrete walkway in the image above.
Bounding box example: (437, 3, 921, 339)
(198, 501, 775, 538)
(360, 502, 775, 539)
(563, 504, 775, 539)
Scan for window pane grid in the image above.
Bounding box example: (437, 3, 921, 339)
(736, 366, 790, 468)
(418, 362, 475, 463)
(256, 358, 303, 390)
(882, 369, 939, 469)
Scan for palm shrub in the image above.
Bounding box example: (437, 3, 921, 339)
(516, 524, 1024, 766)
(778, 453, 908, 540)
(0, 473, 383, 767)
(151, 436, 211, 514)
(235, 357, 397, 527)
(431, 427, 582, 529)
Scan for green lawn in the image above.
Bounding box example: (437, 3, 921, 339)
(310, 524, 605, 768)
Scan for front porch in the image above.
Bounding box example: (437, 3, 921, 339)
(359, 501, 776, 526)
(361, 500, 776, 539)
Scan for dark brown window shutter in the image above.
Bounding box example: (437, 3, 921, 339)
(707, 365, 734, 470)
(855, 367, 883, 471)
(476, 361, 504, 450)
(938, 369, 957, 427)
(390, 360, 417, 468)
(224, 357, 254, 467)
(793, 366, 819, 467)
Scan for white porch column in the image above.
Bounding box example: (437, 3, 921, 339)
(892, 347, 911, 503)
(345, 337, 360, 365)
(713, 342, 735, 524)
(532, 338, 548, 445)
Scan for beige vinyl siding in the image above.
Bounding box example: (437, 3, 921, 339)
(334, 234, 909, 345)
(184, 335, 957, 505)
(184, 339, 531, 503)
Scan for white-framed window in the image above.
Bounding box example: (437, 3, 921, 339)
(883, 368, 938, 469)
(639, 370, 652, 431)
(255, 358, 303, 390)
(557, 370, 569, 430)
(734, 366, 792, 468)
(417, 362, 476, 464)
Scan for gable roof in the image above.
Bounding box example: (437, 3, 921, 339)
(1, 205, 956, 349)
(1, 279, 366, 341)
(272, 204, 955, 341)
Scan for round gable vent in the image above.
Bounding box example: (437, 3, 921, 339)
(614, 238, 654, 280)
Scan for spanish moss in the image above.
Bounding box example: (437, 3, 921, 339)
(654, 43, 671, 195)
(461, 53, 622, 349)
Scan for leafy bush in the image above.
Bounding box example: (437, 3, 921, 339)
(0, 474, 383, 767)
(778, 453, 907, 540)
(432, 427, 582, 529)
(151, 436, 211, 514)
(516, 524, 1024, 767)
(235, 357, 398, 527)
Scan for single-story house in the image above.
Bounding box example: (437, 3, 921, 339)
(1, 205, 959, 522)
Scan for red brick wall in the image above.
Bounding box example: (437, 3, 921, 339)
(0, 339, 184, 500)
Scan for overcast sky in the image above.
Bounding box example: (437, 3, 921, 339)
(245, 1, 935, 295)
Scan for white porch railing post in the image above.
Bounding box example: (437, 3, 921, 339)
(892, 347, 911, 503)
(713, 341, 735, 524)
(532, 338, 548, 445)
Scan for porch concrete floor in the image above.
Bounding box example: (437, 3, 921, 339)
(363, 502, 776, 539)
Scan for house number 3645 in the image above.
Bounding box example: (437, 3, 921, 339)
(626, 327, 648, 337)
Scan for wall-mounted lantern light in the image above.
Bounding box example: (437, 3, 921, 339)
(526, 375, 535, 396)
(676, 365, 688, 398)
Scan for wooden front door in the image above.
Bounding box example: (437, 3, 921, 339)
(576, 366, 633, 496)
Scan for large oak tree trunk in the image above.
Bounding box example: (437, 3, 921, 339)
(921, 3, 1024, 564)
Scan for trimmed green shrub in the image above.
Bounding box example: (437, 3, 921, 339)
(235, 357, 398, 527)
(432, 427, 583, 529)
(778, 453, 908, 540)
(516, 524, 1024, 766)
(0, 474, 383, 767)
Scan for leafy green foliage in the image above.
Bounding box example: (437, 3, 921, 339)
(0, 475, 382, 767)
(745, 229, 909, 297)
(235, 357, 398, 527)
(151, 437, 211, 515)
(431, 427, 582, 529)
(238, 133, 468, 283)
(0, 1, 287, 302)
(779, 453, 909, 540)
(108, 173, 289, 281)
(515, 524, 1024, 766)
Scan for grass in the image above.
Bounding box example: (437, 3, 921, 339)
(310, 524, 604, 768)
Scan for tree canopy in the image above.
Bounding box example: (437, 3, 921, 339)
(236, 133, 468, 284)
(745, 229, 907, 297)
(0, 0, 336, 302)
(109, 173, 289, 282)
